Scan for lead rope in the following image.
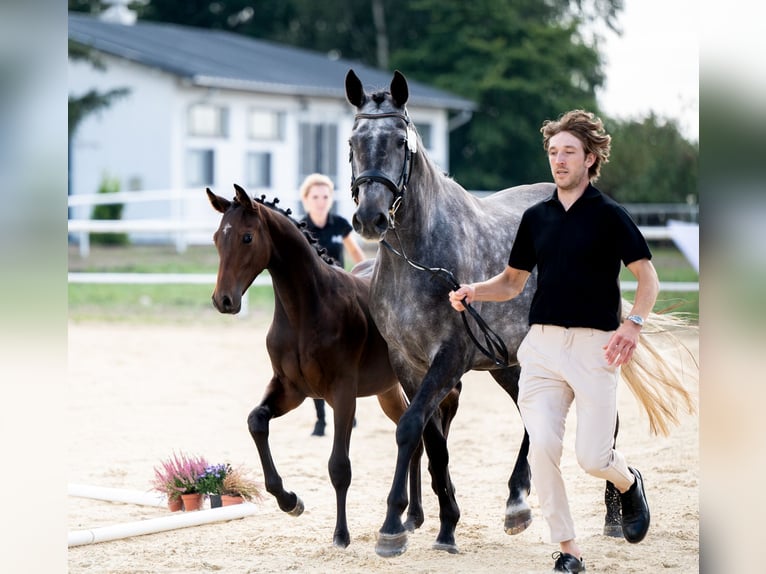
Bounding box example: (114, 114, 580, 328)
(380, 231, 509, 367)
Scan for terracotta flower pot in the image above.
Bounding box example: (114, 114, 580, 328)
(180, 492, 204, 511)
(167, 497, 183, 512)
(221, 494, 244, 506)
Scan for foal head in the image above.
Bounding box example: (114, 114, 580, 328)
(207, 183, 273, 314)
(346, 69, 419, 240)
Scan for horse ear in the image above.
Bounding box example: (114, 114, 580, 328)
(206, 187, 230, 214)
(345, 69, 366, 108)
(233, 183, 256, 212)
(390, 70, 409, 108)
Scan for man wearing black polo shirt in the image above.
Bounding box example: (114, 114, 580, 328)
(449, 109, 658, 573)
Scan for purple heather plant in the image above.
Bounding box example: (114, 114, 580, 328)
(152, 451, 209, 498)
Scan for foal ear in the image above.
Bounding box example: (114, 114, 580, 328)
(390, 70, 409, 108)
(206, 187, 230, 214)
(233, 183, 256, 213)
(345, 69, 367, 108)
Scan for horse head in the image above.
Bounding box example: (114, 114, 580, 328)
(346, 69, 417, 240)
(207, 183, 270, 314)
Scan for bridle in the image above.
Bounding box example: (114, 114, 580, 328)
(348, 108, 510, 368)
(349, 111, 415, 224)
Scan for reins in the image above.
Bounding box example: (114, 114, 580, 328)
(381, 231, 510, 368)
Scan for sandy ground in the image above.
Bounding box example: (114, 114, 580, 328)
(67, 319, 698, 573)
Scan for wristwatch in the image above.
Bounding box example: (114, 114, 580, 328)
(626, 314, 644, 327)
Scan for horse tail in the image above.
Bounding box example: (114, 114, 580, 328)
(620, 302, 699, 436)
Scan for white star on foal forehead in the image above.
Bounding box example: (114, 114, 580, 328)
(222, 223, 232, 235)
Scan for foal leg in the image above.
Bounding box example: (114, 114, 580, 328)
(248, 378, 305, 517)
(489, 366, 533, 534)
(326, 394, 356, 548)
(604, 412, 623, 537)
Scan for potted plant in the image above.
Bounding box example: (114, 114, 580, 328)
(196, 463, 231, 508)
(221, 464, 264, 505)
(151, 451, 209, 511)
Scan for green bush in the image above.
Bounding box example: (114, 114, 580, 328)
(91, 175, 129, 246)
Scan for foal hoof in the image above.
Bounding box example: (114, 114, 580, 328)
(287, 496, 305, 517)
(504, 506, 532, 535)
(432, 541, 459, 554)
(375, 531, 408, 557)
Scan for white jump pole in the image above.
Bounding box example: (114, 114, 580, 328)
(68, 501, 258, 547)
(68, 483, 258, 547)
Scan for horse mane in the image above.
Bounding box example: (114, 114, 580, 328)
(232, 193, 339, 267)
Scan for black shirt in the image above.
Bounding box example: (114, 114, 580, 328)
(508, 184, 651, 331)
(300, 213, 353, 267)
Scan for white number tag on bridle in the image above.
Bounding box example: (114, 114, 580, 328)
(407, 125, 418, 154)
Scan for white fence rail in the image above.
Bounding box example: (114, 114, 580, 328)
(68, 189, 698, 299)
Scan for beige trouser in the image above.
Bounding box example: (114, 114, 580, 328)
(517, 324, 635, 543)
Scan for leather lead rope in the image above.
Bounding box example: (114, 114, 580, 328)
(380, 236, 510, 367)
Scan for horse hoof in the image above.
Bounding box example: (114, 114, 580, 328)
(603, 523, 623, 537)
(288, 497, 305, 517)
(333, 536, 351, 549)
(432, 541, 459, 554)
(504, 506, 532, 535)
(375, 531, 408, 557)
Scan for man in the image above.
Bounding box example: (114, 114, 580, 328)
(449, 110, 656, 572)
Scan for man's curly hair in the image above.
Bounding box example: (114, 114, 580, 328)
(541, 109, 611, 182)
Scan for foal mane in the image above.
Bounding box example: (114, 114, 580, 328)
(232, 192, 338, 267)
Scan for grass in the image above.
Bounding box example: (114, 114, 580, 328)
(68, 242, 698, 324)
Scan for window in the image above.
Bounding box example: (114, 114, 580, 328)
(248, 110, 284, 140)
(245, 152, 272, 188)
(298, 122, 338, 183)
(416, 123, 432, 150)
(187, 104, 228, 137)
(186, 149, 214, 186)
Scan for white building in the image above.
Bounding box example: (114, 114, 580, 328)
(68, 10, 475, 244)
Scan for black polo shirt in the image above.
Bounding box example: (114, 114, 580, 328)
(508, 184, 651, 331)
(300, 213, 353, 267)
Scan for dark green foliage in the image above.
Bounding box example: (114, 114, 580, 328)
(91, 176, 129, 246)
(598, 114, 698, 203)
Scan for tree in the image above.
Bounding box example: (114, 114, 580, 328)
(597, 114, 698, 204)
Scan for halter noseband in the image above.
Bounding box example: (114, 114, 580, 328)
(349, 111, 415, 219)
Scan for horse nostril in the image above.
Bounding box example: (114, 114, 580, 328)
(352, 213, 362, 234)
(373, 213, 388, 232)
(221, 295, 232, 310)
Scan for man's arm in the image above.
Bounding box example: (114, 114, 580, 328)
(449, 265, 531, 312)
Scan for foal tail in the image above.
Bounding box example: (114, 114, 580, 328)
(621, 303, 699, 436)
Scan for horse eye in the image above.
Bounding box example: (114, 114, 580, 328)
(243, 233, 253, 244)
(398, 137, 407, 148)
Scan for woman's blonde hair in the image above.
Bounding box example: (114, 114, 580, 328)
(299, 173, 335, 201)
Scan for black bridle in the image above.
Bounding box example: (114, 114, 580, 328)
(349, 111, 414, 220)
(348, 109, 510, 367)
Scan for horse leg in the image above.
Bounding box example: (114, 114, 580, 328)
(375, 385, 425, 532)
(421, 412, 460, 554)
(403, 379, 461, 534)
(327, 396, 356, 548)
(489, 366, 533, 534)
(247, 383, 304, 517)
(604, 412, 623, 537)
(375, 352, 462, 558)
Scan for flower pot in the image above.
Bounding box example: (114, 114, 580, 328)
(209, 494, 222, 508)
(221, 494, 244, 506)
(167, 497, 183, 512)
(180, 492, 204, 511)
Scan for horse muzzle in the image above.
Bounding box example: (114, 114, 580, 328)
(352, 207, 389, 240)
(212, 292, 241, 314)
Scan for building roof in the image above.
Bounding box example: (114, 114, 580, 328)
(68, 13, 475, 112)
